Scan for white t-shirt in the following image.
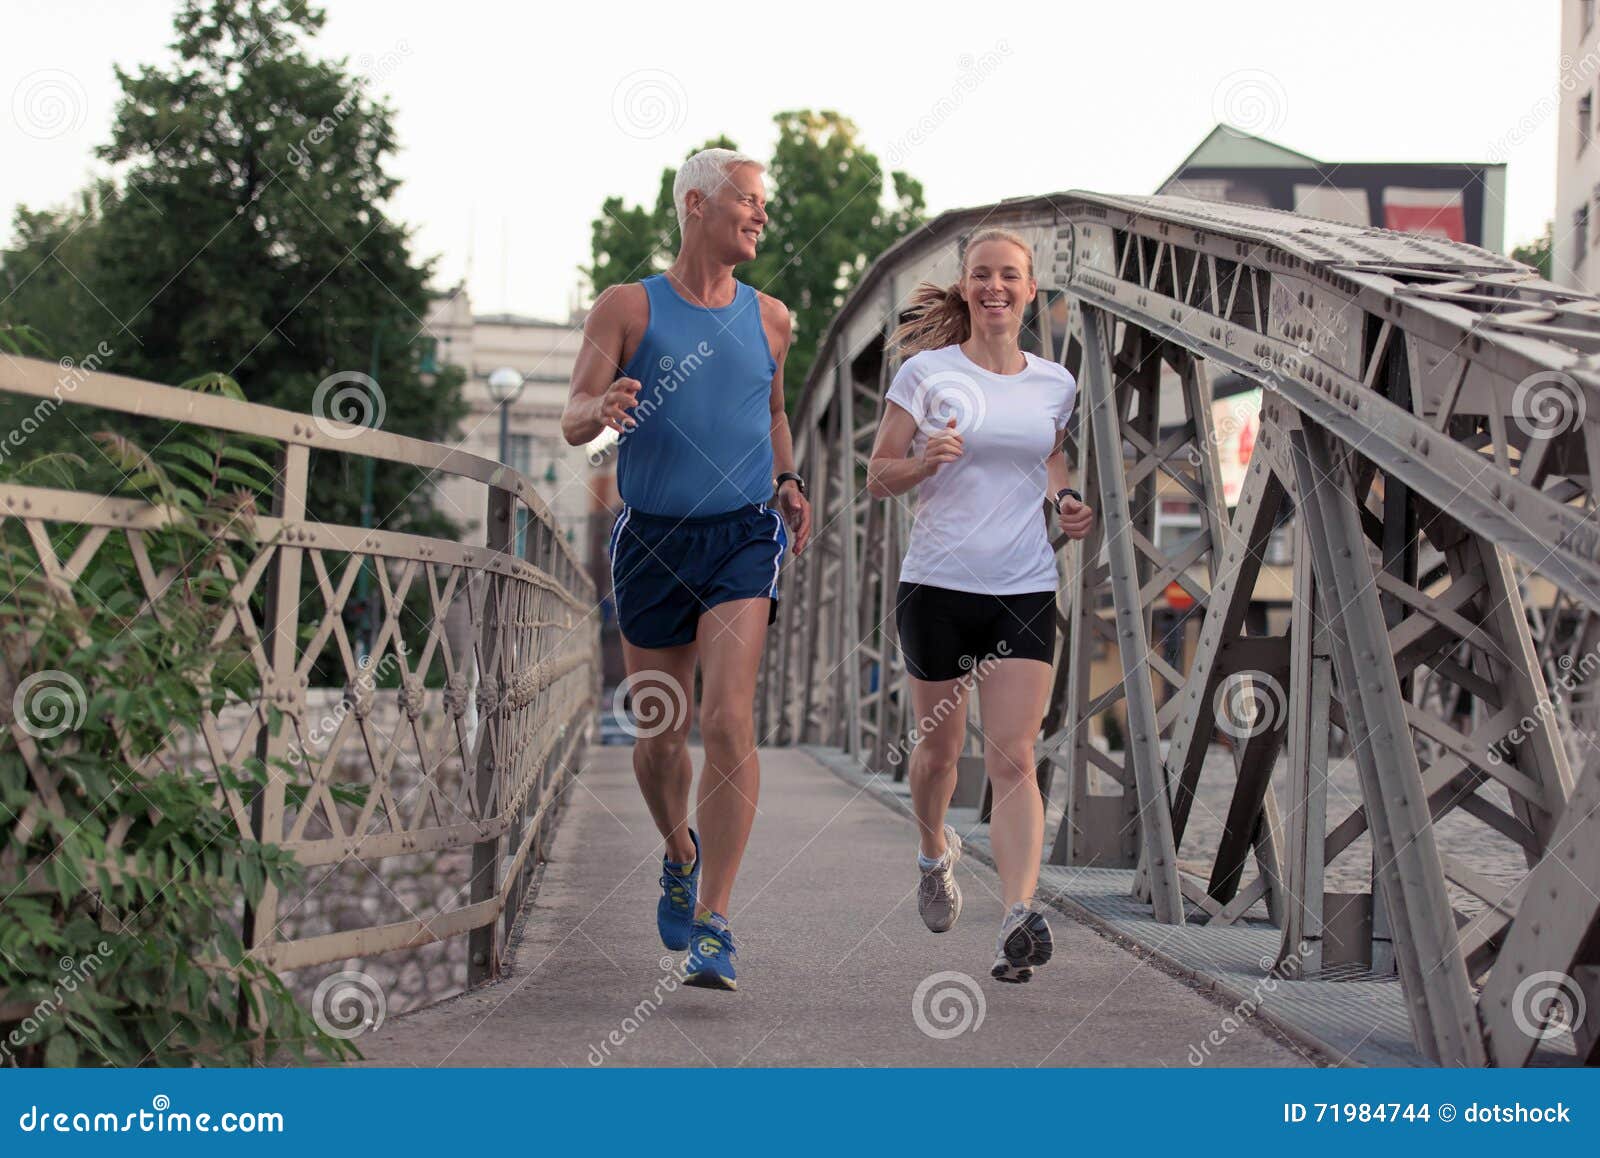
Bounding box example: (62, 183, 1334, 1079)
(884, 343, 1078, 595)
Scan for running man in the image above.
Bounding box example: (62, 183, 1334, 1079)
(561, 148, 812, 991)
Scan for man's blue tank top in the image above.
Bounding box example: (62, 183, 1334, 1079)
(615, 274, 777, 518)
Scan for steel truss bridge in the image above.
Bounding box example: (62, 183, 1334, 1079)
(759, 191, 1600, 1067)
(5, 192, 1600, 1068)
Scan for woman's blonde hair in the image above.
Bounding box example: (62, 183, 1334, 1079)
(890, 227, 1035, 357)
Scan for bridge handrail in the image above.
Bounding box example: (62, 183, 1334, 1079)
(0, 355, 586, 580)
(0, 356, 599, 993)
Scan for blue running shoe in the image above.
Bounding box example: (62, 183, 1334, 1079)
(656, 828, 700, 951)
(682, 913, 737, 991)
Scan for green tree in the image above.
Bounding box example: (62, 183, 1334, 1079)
(748, 111, 924, 392)
(586, 114, 924, 396)
(0, 0, 465, 536)
(0, 183, 118, 359)
(1511, 220, 1553, 280)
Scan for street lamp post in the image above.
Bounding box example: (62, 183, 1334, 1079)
(355, 325, 387, 664)
(487, 366, 525, 466)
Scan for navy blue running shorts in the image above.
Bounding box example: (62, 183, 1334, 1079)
(609, 502, 788, 650)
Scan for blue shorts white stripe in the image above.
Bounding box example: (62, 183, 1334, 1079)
(608, 501, 788, 650)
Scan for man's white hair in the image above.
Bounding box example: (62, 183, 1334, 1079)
(673, 148, 763, 232)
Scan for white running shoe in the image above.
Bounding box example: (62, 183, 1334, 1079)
(991, 901, 1054, 983)
(916, 824, 963, 933)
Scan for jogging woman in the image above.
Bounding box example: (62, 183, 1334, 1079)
(866, 227, 1094, 982)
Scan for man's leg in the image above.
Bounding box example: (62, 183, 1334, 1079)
(620, 637, 699, 864)
(692, 597, 770, 918)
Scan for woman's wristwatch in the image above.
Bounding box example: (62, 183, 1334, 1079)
(1053, 486, 1082, 511)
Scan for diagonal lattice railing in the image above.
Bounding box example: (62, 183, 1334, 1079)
(0, 358, 598, 1000)
(763, 191, 1600, 1067)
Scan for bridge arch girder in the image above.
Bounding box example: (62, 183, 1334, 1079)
(768, 190, 1600, 1067)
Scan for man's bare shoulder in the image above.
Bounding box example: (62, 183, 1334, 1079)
(588, 282, 650, 329)
(755, 291, 793, 348)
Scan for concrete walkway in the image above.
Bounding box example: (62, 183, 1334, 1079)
(354, 744, 1315, 1066)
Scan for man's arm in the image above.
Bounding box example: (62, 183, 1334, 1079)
(762, 295, 796, 477)
(760, 294, 811, 554)
(561, 285, 643, 446)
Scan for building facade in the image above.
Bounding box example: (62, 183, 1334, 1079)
(1555, 0, 1600, 289)
(1160, 125, 1505, 251)
(423, 285, 616, 563)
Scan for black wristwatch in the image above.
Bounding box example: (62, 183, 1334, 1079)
(776, 471, 807, 498)
(1053, 486, 1082, 511)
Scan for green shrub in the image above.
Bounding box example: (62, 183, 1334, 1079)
(0, 348, 357, 1066)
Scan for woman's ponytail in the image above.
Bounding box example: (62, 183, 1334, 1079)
(890, 281, 970, 356)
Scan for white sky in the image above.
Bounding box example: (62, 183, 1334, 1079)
(1, 0, 1561, 321)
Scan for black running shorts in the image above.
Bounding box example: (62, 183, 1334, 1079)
(894, 581, 1057, 682)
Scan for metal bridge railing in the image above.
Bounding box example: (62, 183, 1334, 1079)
(0, 357, 599, 995)
(762, 191, 1600, 1067)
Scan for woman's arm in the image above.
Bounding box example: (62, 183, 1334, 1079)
(867, 402, 960, 498)
(1046, 423, 1094, 540)
(1045, 425, 1073, 504)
